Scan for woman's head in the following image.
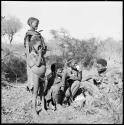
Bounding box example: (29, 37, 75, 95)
(51, 63, 64, 74)
(27, 17, 39, 30)
(67, 59, 77, 69)
(96, 58, 107, 74)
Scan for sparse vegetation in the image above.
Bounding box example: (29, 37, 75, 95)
(1, 26, 122, 123)
(2, 16, 22, 44)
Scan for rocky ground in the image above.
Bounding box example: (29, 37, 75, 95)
(1, 66, 123, 124)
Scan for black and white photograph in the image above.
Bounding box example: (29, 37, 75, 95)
(1, 1, 123, 124)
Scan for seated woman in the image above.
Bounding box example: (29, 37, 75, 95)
(62, 59, 82, 105)
(27, 35, 46, 117)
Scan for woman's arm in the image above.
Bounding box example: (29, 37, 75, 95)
(77, 71, 82, 81)
(61, 69, 68, 87)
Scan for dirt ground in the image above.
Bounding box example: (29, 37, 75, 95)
(1, 87, 111, 123)
(2, 85, 122, 123)
(1, 66, 123, 124)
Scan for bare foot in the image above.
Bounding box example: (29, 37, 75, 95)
(32, 109, 39, 122)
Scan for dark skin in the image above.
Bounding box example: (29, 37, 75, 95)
(24, 20, 46, 53)
(61, 61, 82, 104)
(29, 40, 46, 116)
(28, 41, 44, 67)
(61, 61, 82, 90)
(44, 67, 64, 110)
(80, 63, 107, 89)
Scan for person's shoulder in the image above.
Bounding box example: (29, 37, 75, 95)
(26, 30, 41, 36)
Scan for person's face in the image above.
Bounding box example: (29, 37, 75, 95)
(31, 20, 39, 30)
(56, 68, 63, 75)
(96, 63, 105, 72)
(71, 61, 76, 69)
(33, 41, 42, 52)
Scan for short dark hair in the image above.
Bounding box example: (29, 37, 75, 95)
(51, 63, 56, 72)
(96, 58, 107, 67)
(27, 17, 39, 26)
(51, 63, 64, 72)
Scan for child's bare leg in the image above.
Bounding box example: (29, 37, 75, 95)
(39, 79, 47, 112)
(71, 81, 80, 100)
(26, 64, 30, 90)
(32, 74, 39, 116)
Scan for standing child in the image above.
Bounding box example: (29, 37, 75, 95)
(28, 35, 46, 116)
(24, 17, 47, 92)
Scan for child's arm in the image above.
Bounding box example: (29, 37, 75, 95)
(24, 32, 30, 49)
(39, 35, 47, 54)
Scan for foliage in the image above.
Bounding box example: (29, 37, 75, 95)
(2, 47, 27, 83)
(2, 16, 22, 44)
(50, 28, 98, 68)
(96, 38, 122, 66)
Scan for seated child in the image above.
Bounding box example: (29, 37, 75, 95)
(45, 63, 64, 110)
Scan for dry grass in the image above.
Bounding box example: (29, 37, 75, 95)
(2, 64, 123, 124)
(1, 38, 123, 123)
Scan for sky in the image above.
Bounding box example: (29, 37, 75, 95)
(2, 1, 122, 44)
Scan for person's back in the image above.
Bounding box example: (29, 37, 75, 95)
(45, 63, 64, 110)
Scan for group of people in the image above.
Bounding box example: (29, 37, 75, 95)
(44, 59, 82, 111)
(24, 17, 108, 117)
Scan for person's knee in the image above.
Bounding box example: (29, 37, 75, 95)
(65, 88, 71, 98)
(74, 80, 80, 85)
(71, 81, 80, 90)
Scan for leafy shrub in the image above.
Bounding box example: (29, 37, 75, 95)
(2, 54, 27, 83)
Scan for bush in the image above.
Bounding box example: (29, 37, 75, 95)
(46, 55, 64, 66)
(2, 54, 27, 83)
(49, 29, 98, 68)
